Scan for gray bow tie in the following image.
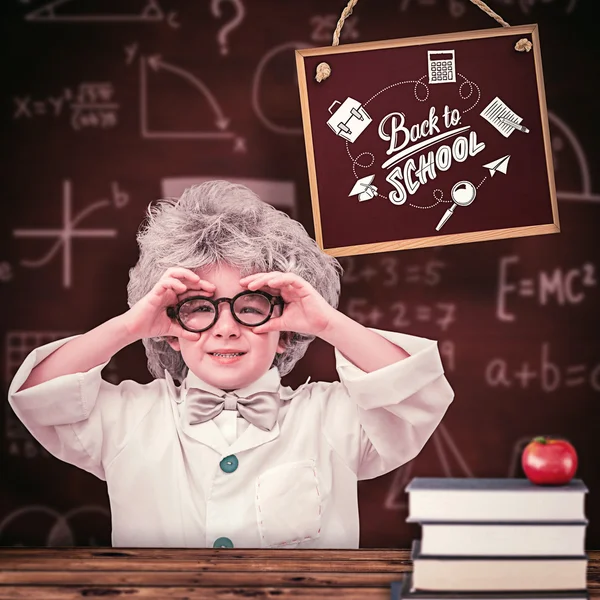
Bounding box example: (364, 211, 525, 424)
(186, 389, 281, 432)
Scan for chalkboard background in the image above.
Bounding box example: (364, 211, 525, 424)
(1, 0, 599, 549)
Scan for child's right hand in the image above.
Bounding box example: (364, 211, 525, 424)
(123, 267, 216, 341)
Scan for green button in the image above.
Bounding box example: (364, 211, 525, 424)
(213, 537, 234, 548)
(219, 454, 239, 473)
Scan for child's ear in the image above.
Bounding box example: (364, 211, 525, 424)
(165, 336, 181, 352)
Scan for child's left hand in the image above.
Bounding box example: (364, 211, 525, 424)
(240, 271, 336, 337)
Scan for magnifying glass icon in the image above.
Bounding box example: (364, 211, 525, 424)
(435, 181, 477, 231)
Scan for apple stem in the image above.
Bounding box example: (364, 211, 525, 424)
(533, 436, 547, 444)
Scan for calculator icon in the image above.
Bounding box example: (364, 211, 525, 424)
(428, 50, 456, 84)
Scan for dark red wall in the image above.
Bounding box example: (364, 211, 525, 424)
(1, 0, 598, 549)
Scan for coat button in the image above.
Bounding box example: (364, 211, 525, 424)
(213, 537, 234, 548)
(219, 455, 239, 473)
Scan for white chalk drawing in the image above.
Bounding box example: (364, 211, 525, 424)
(349, 175, 378, 201)
(252, 41, 313, 136)
(129, 38, 250, 142)
(340, 256, 448, 287)
(7, 439, 52, 460)
(25, 0, 179, 27)
(71, 83, 119, 130)
(140, 55, 238, 144)
(12, 180, 126, 288)
(0, 505, 110, 546)
(211, 0, 245, 56)
(13, 83, 119, 130)
(0, 262, 13, 283)
(384, 462, 415, 511)
(480, 96, 526, 138)
(326, 98, 372, 143)
(162, 177, 297, 219)
(496, 255, 597, 323)
(428, 50, 456, 84)
(232, 137, 247, 153)
(435, 180, 477, 231)
(549, 112, 600, 204)
(385, 423, 474, 510)
(125, 43, 139, 66)
(485, 342, 600, 393)
(483, 154, 511, 177)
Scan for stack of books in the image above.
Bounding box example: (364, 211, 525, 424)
(391, 477, 589, 600)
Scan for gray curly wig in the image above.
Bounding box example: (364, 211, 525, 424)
(127, 180, 343, 383)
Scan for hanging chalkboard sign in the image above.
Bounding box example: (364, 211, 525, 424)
(296, 25, 559, 256)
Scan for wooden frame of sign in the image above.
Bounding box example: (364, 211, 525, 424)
(296, 24, 559, 257)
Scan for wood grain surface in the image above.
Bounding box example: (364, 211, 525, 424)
(0, 548, 597, 599)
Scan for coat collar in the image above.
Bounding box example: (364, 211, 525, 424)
(174, 367, 295, 456)
(163, 368, 311, 403)
(163, 369, 181, 402)
(184, 366, 282, 398)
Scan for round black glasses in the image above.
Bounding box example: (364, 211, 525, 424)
(166, 290, 284, 333)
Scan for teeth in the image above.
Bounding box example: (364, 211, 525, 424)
(212, 353, 244, 357)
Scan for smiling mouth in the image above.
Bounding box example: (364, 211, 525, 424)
(209, 352, 246, 358)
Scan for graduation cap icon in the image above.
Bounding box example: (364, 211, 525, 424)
(349, 175, 378, 201)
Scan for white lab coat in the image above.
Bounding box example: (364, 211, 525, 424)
(8, 328, 454, 548)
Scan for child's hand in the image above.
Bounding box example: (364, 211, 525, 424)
(240, 272, 336, 337)
(124, 267, 216, 341)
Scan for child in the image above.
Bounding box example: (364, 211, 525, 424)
(8, 180, 454, 549)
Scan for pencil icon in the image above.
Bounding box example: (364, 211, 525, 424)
(499, 117, 529, 133)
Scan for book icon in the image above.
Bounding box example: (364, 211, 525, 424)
(480, 97, 528, 138)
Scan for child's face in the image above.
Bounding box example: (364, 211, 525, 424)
(167, 264, 286, 391)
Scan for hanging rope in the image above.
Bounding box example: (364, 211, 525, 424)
(315, 0, 533, 82)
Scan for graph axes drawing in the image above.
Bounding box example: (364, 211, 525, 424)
(140, 56, 235, 140)
(13, 180, 117, 288)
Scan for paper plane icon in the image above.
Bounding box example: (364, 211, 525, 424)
(349, 175, 378, 201)
(483, 155, 511, 177)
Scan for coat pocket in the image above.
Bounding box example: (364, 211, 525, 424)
(255, 459, 321, 548)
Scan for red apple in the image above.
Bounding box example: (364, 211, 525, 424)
(521, 436, 578, 485)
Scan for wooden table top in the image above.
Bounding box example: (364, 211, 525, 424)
(0, 548, 598, 599)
